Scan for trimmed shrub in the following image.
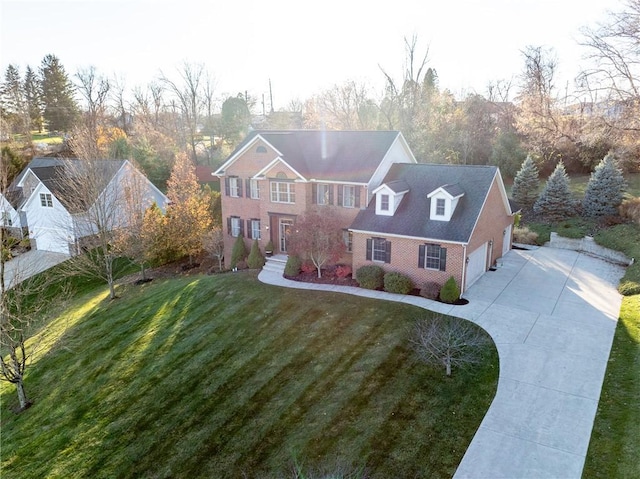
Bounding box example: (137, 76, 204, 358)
(335, 264, 352, 279)
(384, 272, 414, 294)
(619, 197, 640, 226)
(230, 234, 248, 269)
(284, 255, 302, 276)
(355, 265, 384, 290)
(420, 281, 441, 300)
(439, 276, 461, 304)
(513, 226, 539, 245)
(246, 240, 265, 269)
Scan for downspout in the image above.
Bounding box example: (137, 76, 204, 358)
(461, 243, 468, 295)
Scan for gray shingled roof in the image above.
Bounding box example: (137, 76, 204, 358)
(351, 163, 500, 243)
(228, 130, 402, 183)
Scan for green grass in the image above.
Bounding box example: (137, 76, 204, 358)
(1, 273, 498, 478)
(583, 295, 640, 478)
(595, 223, 640, 296)
(525, 217, 597, 245)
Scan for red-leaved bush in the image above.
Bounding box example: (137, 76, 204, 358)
(335, 264, 352, 278)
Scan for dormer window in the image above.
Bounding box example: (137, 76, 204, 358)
(373, 180, 409, 216)
(380, 194, 389, 211)
(427, 184, 464, 221)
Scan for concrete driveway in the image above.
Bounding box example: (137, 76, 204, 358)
(2, 249, 70, 288)
(452, 247, 625, 479)
(259, 246, 625, 478)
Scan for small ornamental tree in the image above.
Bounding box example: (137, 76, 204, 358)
(511, 154, 540, 213)
(534, 161, 575, 222)
(582, 153, 627, 218)
(288, 209, 346, 278)
(202, 227, 225, 271)
(439, 276, 461, 304)
(230, 234, 248, 269)
(246, 239, 265, 269)
(411, 316, 491, 377)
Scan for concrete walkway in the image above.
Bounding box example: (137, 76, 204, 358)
(2, 249, 70, 288)
(258, 247, 625, 478)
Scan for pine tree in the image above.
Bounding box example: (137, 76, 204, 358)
(39, 54, 78, 131)
(534, 161, 575, 222)
(23, 66, 43, 132)
(582, 153, 626, 217)
(0, 65, 27, 133)
(511, 154, 539, 212)
(246, 239, 265, 269)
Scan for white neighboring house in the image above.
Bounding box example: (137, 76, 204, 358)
(12, 158, 168, 255)
(0, 192, 22, 231)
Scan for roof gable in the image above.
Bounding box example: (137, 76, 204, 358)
(216, 130, 405, 183)
(351, 164, 503, 243)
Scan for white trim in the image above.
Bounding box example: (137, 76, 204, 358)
(308, 179, 368, 186)
(494, 168, 514, 215)
(371, 183, 410, 195)
(213, 134, 283, 176)
(349, 228, 468, 246)
(427, 186, 464, 200)
(254, 156, 307, 181)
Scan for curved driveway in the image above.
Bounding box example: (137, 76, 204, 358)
(259, 247, 625, 478)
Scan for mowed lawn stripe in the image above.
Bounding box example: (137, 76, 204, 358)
(1, 273, 497, 479)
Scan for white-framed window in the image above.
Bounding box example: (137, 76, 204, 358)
(343, 229, 353, 252)
(270, 181, 295, 203)
(229, 177, 240, 197)
(230, 216, 241, 237)
(317, 183, 331, 205)
(373, 238, 387, 262)
(40, 193, 53, 208)
(436, 198, 446, 216)
(250, 219, 261, 240)
(249, 179, 260, 199)
(342, 185, 356, 208)
(380, 194, 389, 211)
(1, 211, 12, 227)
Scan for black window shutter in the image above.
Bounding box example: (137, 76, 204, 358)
(439, 247, 447, 271)
(224, 177, 230, 196)
(366, 238, 372, 261)
(418, 244, 426, 268)
(328, 185, 334, 205)
(239, 219, 245, 237)
(312, 183, 317, 204)
(246, 220, 251, 237)
(238, 178, 243, 197)
(338, 185, 344, 206)
(385, 240, 391, 263)
(227, 217, 231, 235)
(246, 179, 251, 198)
(355, 186, 361, 208)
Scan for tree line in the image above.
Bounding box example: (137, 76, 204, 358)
(2, 1, 640, 186)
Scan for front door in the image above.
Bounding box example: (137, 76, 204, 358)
(279, 218, 294, 253)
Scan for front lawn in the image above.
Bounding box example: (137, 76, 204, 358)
(1, 273, 498, 478)
(583, 295, 640, 478)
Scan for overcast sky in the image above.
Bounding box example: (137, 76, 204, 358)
(0, 0, 615, 111)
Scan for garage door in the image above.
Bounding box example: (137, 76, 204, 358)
(33, 228, 70, 254)
(503, 225, 512, 256)
(466, 243, 488, 289)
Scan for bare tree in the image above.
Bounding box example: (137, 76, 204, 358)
(0, 160, 69, 411)
(313, 80, 378, 130)
(202, 227, 225, 271)
(75, 66, 110, 144)
(160, 62, 207, 160)
(411, 316, 490, 377)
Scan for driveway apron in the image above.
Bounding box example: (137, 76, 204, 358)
(258, 247, 625, 478)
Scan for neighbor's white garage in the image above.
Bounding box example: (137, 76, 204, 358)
(466, 242, 488, 289)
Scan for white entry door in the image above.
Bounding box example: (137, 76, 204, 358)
(466, 243, 488, 289)
(503, 225, 512, 256)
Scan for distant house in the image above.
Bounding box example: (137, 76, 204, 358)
(215, 130, 515, 292)
(9, 158, 168, 255)
(0, 191, 22, 233)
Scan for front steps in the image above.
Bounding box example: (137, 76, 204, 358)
(263, 254, 287, 275)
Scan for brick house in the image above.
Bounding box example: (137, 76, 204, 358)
(350, 163, 514, 292)
(213, 130, 416, 261)
(215, 130, 514, 293)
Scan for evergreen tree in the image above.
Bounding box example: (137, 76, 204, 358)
(511, 154, 539, 212)
(0, 65, 26, 133)
(23, 66, 43, 132)
(582, 153, 627, 217)
(246, 239, 265, 269)
(230, 234, 249, 269)
(534, 161, 575, 222)
(39, 54, 78, 131)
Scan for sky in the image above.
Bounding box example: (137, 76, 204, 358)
(0, 0, 615, 112)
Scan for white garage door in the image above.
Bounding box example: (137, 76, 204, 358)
(33, 228, 70, 254)
(466, 243, 488, 289)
